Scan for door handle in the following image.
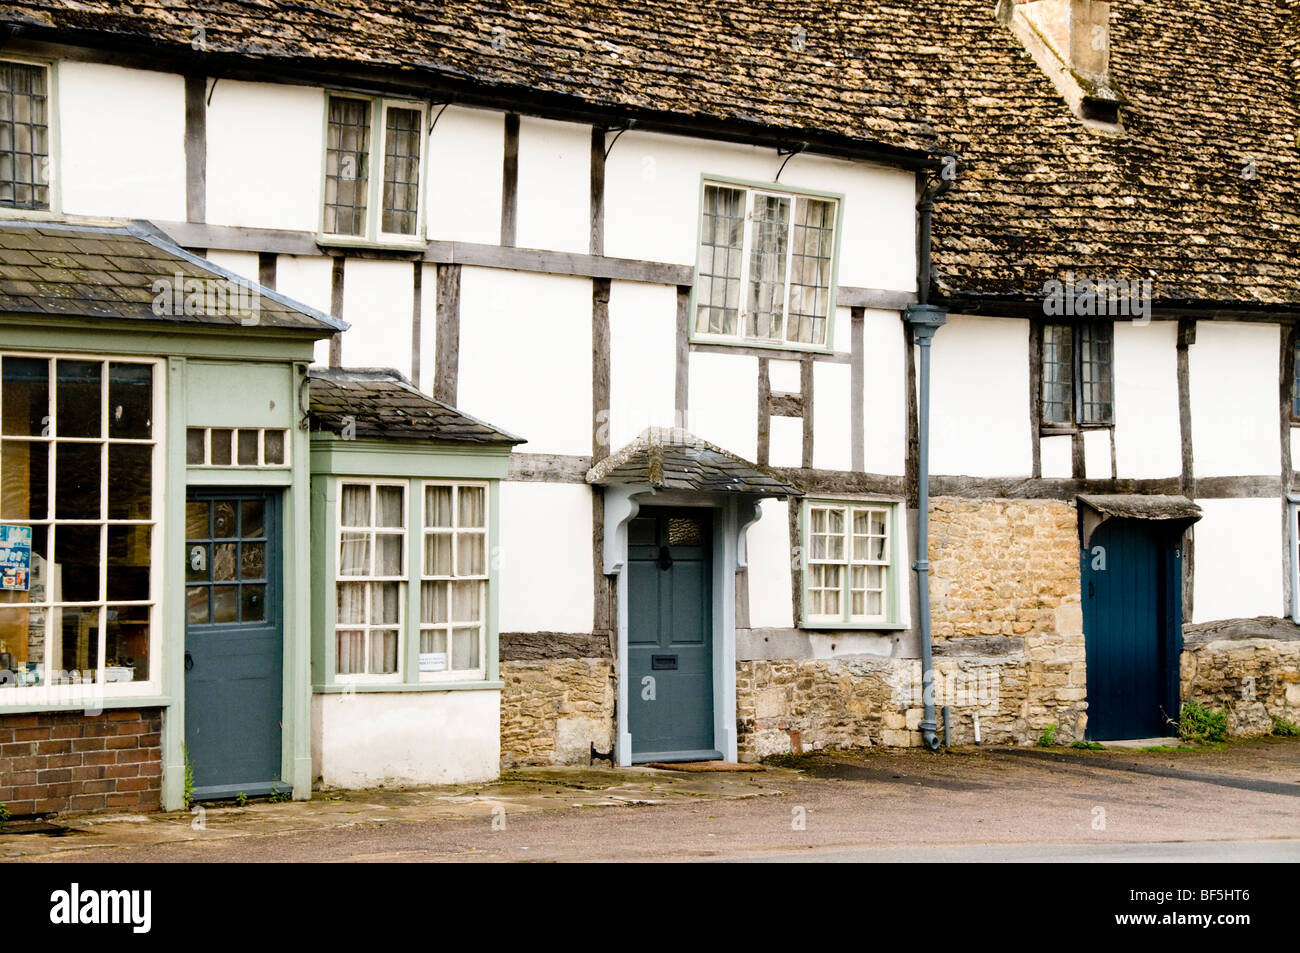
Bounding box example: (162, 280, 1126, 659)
(185, 651, 194, 671)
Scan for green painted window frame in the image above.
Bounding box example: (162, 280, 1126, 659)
(688, 173, 844, 355)
(798, 496, 906, 630)
(320, 474, 496, 689)
(0, 54, 61, 220)
(317, 92, 429, 249)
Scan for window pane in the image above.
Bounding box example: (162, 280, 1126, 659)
(421, 580, 448, 624)
(745, 194, 790, 341)
(241, 500, 264, 538)
(107, 363, 152, 439)
(370, 582, 400, 625)
(1079, 322, 1114, 425)
(425, 533, 452, 576)
(107, 524, 150, 601)
(212, 500, 236, 538)
(263, 429, 286, 465)
(420, 628, 447, 655)
(457, 533, 485, 576)
(212, 542, 237, 581)
(186, 428, 206, 464)
(186, 543, 210, 582)
(324, 96, 371, 236)
(237, 429, 259, 465)
(241, 542, 265, 580)
(451, 580, 481, 622)
(786, 197, 835, 346)
(341, 484, 370, 527)
(425, 486, 452, 527)
(0, 62, 51, 210)
(695, 185, 745, 336)
(186, 500, 209, 539)
(2, 355, 49, 435)
(337, 583, 366, 625)
(370, 629, 399, 674)
(0, 604, 46, 686)
(105, 604, 149, 682)
(339, 532, 370, 576)
(336, 630, 364, 675)
(451, 626, 480, 670)
(1042, 324, 1073, 425)
(56, 523, 101, 602)
(375, 533, 403, 576)
(376, 486, 404, 528)
(381, 106, 421, 235)
(0, 438, 48, 520)
(57, 605, 99, 677)
(457, 486, 485, 527)
(186, 586, 209, 625)
(108, 443, 151, 520)
(210, 429, 232, 466)
(212, 585, 238, 623)
(240, 584, 265, 622)
(55, 442, 100, 519)
(56, 360, 102, 438)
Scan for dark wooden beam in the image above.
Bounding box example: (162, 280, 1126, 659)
(590, 126, 605, 258)
(1028, 320, 1042, 479)
(256, 252, 276, 291)
(756, 357, 770, 466)
(183, 74, 206, 224)
(328, 256, 344, 367)
(501, 113, 519, 248)
(675, 286, 690, 416)
(434, 264, 461, 405)
(850, 306, 865, 472)
(800, 356, 815, 469)
(410, 261, 423, 387)
(1177, 317, 1197, 497)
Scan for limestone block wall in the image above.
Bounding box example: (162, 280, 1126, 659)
(1181, 619, 1300, 735)
(500, 659, 615, 767)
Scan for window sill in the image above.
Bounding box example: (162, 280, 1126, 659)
(316, 233, 426, 253)
(0, 206, 59, 222)
(314, 680, 503, 694)
(798, 621, 908, 632)
(0, 694, 171, 715)
(690, 336, 836, 358)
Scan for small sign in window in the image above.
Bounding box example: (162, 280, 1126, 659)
(0, 524, 32, 591)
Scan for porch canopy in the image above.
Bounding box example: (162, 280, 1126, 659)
(1077, 493, 1202, 548)
(586, 427, 799, 498)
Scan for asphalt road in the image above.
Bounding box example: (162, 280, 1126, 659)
(7, 740, 1299, 862)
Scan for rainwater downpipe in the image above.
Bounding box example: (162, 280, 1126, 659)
(904, 163, 954, 752)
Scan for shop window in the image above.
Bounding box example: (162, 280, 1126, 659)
(418, 482, 488, 680)
(0, 355, 158, 692)
(185, 427, 289, 467)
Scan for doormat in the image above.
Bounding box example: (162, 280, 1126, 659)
(643, 761, 766, 772)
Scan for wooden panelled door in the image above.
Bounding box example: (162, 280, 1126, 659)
(627, 507, 717, 761)
(184, 490, 284, 798)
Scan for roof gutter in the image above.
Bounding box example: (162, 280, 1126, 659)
(904, 160, 957, 752)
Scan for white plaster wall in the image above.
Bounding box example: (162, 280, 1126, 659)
(203, 250, 259, 284)
(457, 268, 592, 455)
(312, 690, 499, 788)
(1083, 428, 1112, 479)
(603, 130, 917, 293)
(1189, 321, 1280, 478)
(58, 62, 186, 220)
(929, 315, 1032, 476)
(1112, 320, 1181, 479)
(688, 351, 758, 460)
(608, 280, 678, 448)
(746, 498, 794, 628)
(862, 308, 906, 476)
(768, 359, 801, 393)
(1192, 497, 1284, 622)
(499, 481, 593, 633)
(206, 80, 322, 232)
(338, 258, 414, 371)
(1041, 433, 1072, 478)
(813, 361, 852, 471)
(426, 106, 503, 246)
(769, 416, 803, 468)
(516, 116, 590, 254)
(276, 254, 335, 367)
(829, 306, 852, 354)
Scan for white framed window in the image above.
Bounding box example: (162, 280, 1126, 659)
(418, 481, 488, 681)
(1290, 495, 1300, 625)
(185, 427, 289, 467)
(335, 481, 406, 681)
(802, 499, 900, 627)
(321, 93, 426, 244)
(694, 180, 839, 350)
(0, 353, 162, 700)
(0, 57, 54, 213)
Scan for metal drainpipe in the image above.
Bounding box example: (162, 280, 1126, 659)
(905, 165, 954, 751)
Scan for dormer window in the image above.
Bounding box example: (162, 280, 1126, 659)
(321, 93, 426, 244)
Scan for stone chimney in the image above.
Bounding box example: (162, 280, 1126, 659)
(1000, 0, 1124, 127)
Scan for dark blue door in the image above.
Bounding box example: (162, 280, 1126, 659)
(627, 507, 716, 761)
(1081, 518, 1181, 741)
(184, 490, 283, 798)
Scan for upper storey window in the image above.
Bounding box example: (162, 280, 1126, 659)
(322, 94, 425, 244)
(693, 180, 840, 350)
(1041, 322, 1114, 427)
(0, 60, 52, 211)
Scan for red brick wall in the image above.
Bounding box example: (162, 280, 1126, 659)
(0, 709, 162, 816)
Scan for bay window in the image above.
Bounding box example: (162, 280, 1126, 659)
(802, 499, 900, 628)
(419, 482, 487, 680)
(335, 481, 406, 679)
(694, 180, 839, 349)
(0, 354, 158, 694)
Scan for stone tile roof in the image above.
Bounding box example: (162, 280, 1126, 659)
(6, 2, 1299, 306)
(0, 219, 345, 331)
(588, 428, 799, 496)
(308, 367, 522, 444)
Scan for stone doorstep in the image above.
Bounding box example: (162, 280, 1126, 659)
(1099, 737, 1187, 750)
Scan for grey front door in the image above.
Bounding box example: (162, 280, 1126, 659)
(627, 507, 716, 761)
(184, 490, 283, 798)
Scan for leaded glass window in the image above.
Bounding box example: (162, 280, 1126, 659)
(0, 61, 50, 211)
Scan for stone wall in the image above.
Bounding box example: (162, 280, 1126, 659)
(500, 659, 614, 767)
(0, 708, 162, 816)
(1181, 618, 1300, 735)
